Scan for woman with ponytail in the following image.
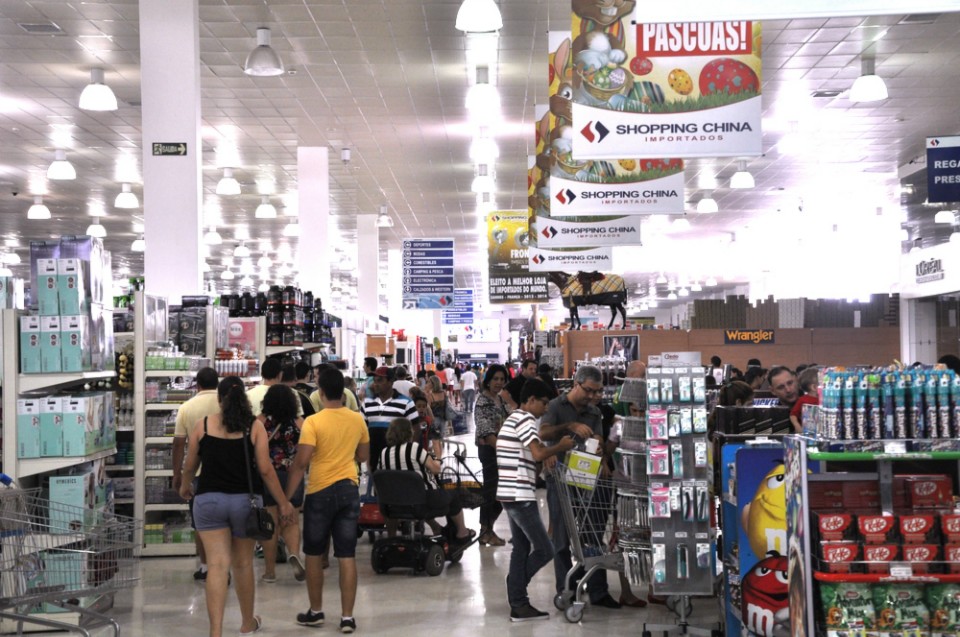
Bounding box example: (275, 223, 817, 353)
(180, 375, 295, 637)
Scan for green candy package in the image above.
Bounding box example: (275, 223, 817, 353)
(872, 584, 929, 637)
(927, 584, 960, 637)
(820, 582, 875, 637)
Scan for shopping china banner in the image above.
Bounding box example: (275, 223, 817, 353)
(544, 31, 684, 215)
(527, 246, 614, 272)
(536, 215, 642, 248)
(569, 4, 762, 159)
(486, 210, 549, 304)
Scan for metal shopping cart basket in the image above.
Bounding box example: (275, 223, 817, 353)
(550, 462, 624, 623)
(438, 440, 485, 509)
(0, 486, 141, 637)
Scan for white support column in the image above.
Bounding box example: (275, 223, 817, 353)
(296, 147, 330, 297)
(357, 214, 379, 329)
(139, 0, 202, 300)
(900, 297, 938, 365)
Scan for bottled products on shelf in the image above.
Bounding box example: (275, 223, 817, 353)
(220, 285, 338, 345)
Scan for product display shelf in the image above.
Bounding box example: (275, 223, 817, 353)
(145, 403, 181, 411)
(106, 464, 134, 472)
(144, 369, 197, 378)
(144, 436, 173, 445)
(145, 469, 172, 478)
(1, 309, 118, 481)
(143, 503, 188, 512)
(784, 434, 960, 637)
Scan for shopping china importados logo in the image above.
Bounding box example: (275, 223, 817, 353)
(531, 254, 545, 265)
(541, 226, 558, 239)
(555, 188, 577, 205)
(580, 120, 610, 143)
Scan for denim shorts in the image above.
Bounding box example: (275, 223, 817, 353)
(302, 480, 360, 558)
(193, 492, 262, 539)
(262, 468, 304, 508)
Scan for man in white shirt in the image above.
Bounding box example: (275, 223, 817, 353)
(246, 358, 304, 417)
(460, 366, 478, 413)
(392, 366, 417, 397)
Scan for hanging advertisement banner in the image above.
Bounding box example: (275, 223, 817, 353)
(637, 1, 960, 23)
(487, 211, 549, 304)
(570, 9, 762, 160)
(527, 246, 613, 272)
(536, 215, 642, 248)
(543, 32, 685, 213)
(401, 238, 455, 309)
(441, 288, 474, 325)
(926, 136, 960, 204)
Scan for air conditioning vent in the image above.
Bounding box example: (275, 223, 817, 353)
(18, 22, 64, 34)
(899, 14, 939, 24)
(811, 89, 842, 98)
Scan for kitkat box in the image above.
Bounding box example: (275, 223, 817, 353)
(815, 512, 857, 542)
(842, 481, 881, 510)
(944, 544, 960, 573)
(941, 514, 960, 544)
(901, 544, 940, 574)
(906, 475, 953, 509)
(858, 514, 897, 544)
(862, 544, 900, 574)
(899, 514, 940, 544)
(819, 542, 860, 574)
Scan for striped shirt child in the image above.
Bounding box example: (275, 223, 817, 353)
(495, 409, 541, 502)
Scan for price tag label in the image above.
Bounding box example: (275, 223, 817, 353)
(890, 564, 913, 578)
(884, 441, 907, 455)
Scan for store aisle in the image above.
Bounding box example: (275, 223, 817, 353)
(106, 430, 722, 635)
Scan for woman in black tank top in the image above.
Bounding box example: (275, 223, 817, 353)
(180, 376, 295, 637)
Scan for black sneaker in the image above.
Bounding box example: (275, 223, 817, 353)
(193, 568, 207, 582)
(509, 604, 549, 622)
(339, 618, 357, 633)
(297, 609, 325, 627)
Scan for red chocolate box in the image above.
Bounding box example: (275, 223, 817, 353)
(906, 476, 953, 509)
(901, 544, 940, 574)
(858, 514, 897, 545)
(944, 543, 960, 574)
(899, 514, 939, 544)
(815, 512, 857, 542)
(819, 542, 860, 574)
(941, 514, 960, 544)
(862, 544, 900, 574)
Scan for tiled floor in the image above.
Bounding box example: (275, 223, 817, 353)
(104, 429, 723, 635)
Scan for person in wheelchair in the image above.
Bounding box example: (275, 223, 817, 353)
(378, 417, 475, 546)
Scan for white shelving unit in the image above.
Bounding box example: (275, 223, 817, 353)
(1, 309, 117, 481)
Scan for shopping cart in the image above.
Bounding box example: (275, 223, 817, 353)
(0, 484, 141, 637)
(550, 462, 624, 623)
(438, 440, 485, 510)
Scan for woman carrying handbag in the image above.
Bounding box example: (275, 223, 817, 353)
(180, 376, 295, 637)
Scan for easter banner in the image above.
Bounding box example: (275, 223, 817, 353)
(543, 31, 685, 215)
(569, 6, 762, 160)
(486, 211, 549, 304)
(527, 246, 613, 273)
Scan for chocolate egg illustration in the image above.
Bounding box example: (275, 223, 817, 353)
(699, 58, 759, 97)
(667, 69, 693, 95)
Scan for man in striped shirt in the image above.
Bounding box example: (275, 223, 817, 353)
(496, 378, 575, 622)
(362, 366, 420, 473)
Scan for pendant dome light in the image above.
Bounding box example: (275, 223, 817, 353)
(730, 160, 755, 189)
(216, 168, 241, 195)
(243, 27, 284, 77)
(47, 150, 77, 181)
(115, 183, 139, 209)
(455, 0, 503, 33)
(27, 196, 51, 220)
(849, 56, 888, 103)
(203, 226, 223, 245)
(78, 68, 118, 111)
(255, 196, 277, 219)
(376, 205, 394, 228)
(85, 219, 107, 238)
(131, 235, 145, 252)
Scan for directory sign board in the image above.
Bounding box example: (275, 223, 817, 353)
(441, 288, 474, 325)
(402, 239, 455, 309)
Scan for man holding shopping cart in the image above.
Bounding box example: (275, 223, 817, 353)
(540, 365, 622, 610)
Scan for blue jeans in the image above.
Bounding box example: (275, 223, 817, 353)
(462, 389, 476, 413)
(302, 479, 360, 557)
(502, 500, 554, 610)
(545, 478, 609, 602)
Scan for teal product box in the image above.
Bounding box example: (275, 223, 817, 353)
(40, 552, 84, 612)
(36, 258, 60, 316)
(57, 258, 87, 316)
(40, 315, 62, 373)
(16, 398, 41, 459)
(40, 396, 63, 457)
(19, 315, 41, 373)
(89, 303, 114, 372)
(59, 235, 106, 306)
(62, 396, 94, 457)
(48, 469, 95, 533)
(60, 315, 90, 372)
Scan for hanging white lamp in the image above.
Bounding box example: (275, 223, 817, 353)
(85, 220, 107, 238)
(27, 196, 51, 220)
(696, 196, 718, 214)
(849, 56, 888, 103)
(48, 150, 77, 181)
(115, 183, 139, 208)
(255, 196, 277, 219)
(243, 27, 284, 77)
(78, 68, 118, 111)
(376, 205, 394, 228)
(203, 226, 223, 245)
(131, 235, 145, 252)
(730, 160, 755, 189)
(216, 168, 241, 195)
(234, 241, 251, 258)
(455, 0, 503, 33)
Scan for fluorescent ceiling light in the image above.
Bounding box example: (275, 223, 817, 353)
(672, 217, 691, 231)
(2, 252, 21, 265)
(243, 27, 284, 77)
(283, 222, 301, 237)
(258, 283, 270, 292)
(234, 241, 251, 258)
(115, 183, 139, 209)
(78, 68, 118, 111)
(257, 255, 273, 269)
(47, 150, 77, 180)
(691, 282, 703, 292)
(131, 235, 145, 252)
(667, 292, 678, 300)
(255, 196, 277, 219)
(678, 287, 690, 297)
(240, 275, 255, 287)
(849, 56, 888, 103)
(466, 82, 500, 117)
(471, 164, 495, 193)
(86, 220, 106, 238)
(455, 0, 503, 33)
(696, 196, 718, 214)
(203, 227, 222, 245)
(202, 261, 210, 273)
(934, 209, 956, 224)
(705, 276, 718, 287)
(216, 168, 241, 195)
(27, 196, 51, 220)
(376, 205, 394, 228)
(730, 160, 755, 189)
(220, 269, 235, 280)
(469, 136, 499, 164)
(656, 273, 667, 284)
(951, 232, 960, 243)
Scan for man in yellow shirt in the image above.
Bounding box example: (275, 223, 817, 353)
(172, 367, 221, 582)
(286, 368, 370, 634)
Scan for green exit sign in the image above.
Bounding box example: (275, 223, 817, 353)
(152, 143, 187, 156)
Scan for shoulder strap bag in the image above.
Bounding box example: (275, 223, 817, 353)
(240, 422, 276, 541)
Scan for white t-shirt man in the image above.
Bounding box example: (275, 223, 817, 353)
(392, 379, 417, 397)
(460, 370, 477, 392)
(444, 367, 457, 388)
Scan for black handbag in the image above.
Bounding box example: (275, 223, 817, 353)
(240, 422, 275, 541)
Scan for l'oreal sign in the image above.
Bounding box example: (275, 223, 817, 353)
(916, 258, 945, 284)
